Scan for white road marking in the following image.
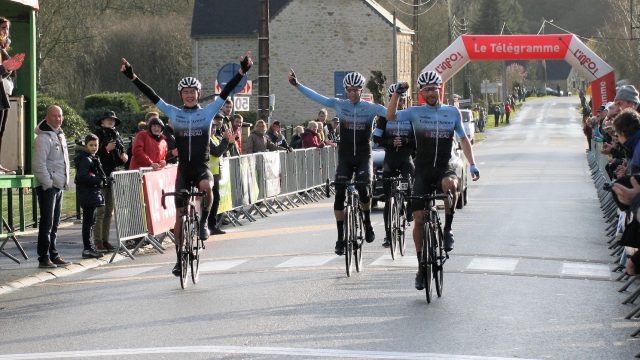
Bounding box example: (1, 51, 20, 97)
(561, 262, 611, 279)
(466, 257, 519, 272)
(370, 253, 417, 267)
(0, 345, 538, 360)
(198, 259, 247, 272)
(276, 255, 337, 268)
(88, 266, 160, 279)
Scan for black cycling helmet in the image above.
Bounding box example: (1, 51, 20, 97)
(177, 76, 202, 92)
(417, 71, 442, 87)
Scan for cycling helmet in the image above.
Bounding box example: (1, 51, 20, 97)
(417, 71, 442, 87)
(177, 76, 202, 92)
(387, 83, 407, 98)
(342, 72, 366, 89)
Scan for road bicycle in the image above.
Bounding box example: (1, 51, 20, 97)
(382, 175, 411, 260)
(407, 187, 451, 303)
(326, 179, 370, 277)
(162, 187, 205, 289)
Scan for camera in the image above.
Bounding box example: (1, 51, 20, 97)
(101, 176, 114, 188)
(606, 174, 640, 211)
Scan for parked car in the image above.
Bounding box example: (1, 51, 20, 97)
(371, 138, 469, 209)
(459, 109, 475, 144)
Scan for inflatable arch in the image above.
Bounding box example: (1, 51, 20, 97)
(421, 35, 615, 112)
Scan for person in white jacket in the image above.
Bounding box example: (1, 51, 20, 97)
(32, 105, 71, 268)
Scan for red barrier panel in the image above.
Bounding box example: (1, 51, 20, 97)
(142, 167, 177, 236)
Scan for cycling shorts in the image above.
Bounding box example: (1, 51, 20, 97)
(335, 155, 372, 182)
(412, 166, 456, 211)
(174, 163, 213, 207)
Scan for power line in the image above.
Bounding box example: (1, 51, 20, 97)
(389, 0, 440, 17)
(396, 0, 436, 8)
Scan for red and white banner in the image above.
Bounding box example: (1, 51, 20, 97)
(420, 34, 615, 113)
(142, 166, 177, 236)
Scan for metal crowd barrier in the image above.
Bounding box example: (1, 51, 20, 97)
(586, 138, 640, 342)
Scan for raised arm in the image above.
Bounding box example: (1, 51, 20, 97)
(386, 82, 409, 120)
(288, 69, 336, 108)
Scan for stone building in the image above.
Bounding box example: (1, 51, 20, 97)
(191, 0, 413, 125)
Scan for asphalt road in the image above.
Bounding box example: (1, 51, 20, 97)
(1, 96, 638, 359)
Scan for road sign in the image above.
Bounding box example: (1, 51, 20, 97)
(215, 80, 252, 95)
(481, 82, 501, 94)
(360, 93, 373, 103)
(216, 63, 248, 95)
(234, 96, 250, 112)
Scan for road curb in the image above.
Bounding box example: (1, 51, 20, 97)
(0, 253, 125, 296)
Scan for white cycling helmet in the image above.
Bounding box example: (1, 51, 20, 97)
(177, 76, 202, 92)
(417, 71, 442, 87)
(342, 72, 366, 89)
(387, 83, 407, 98)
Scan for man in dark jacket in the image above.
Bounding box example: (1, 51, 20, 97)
(93, 111, 127, 252)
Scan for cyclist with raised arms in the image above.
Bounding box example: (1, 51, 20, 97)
(288, 70, 387, 255)
(373, 84, 415, 248)
(121, 53, 252, 276)
(386, 71, 480, 290)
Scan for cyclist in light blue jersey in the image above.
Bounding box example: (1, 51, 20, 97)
(387, 71, 480, 290)
(121, 53, 252, 276)
(289, 70, 387, 255)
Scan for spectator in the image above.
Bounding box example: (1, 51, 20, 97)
(582, 107, 593, 151)
(613, 109, 640, 175)
(244, 119, 283, 154)
(221, 98, 233, 131)
(207, 128, 236, 235)
(493, 104, 500, 127)
(74, 134, 106, 259)
(614, 85, 640, 112)
(302, 121, 325, 148)
(612, 177, 640, 275)
(316, 110, 327, 143)
(128, 117, 168, 170)
(228, 113, 243, 156)
(477, 107, 486, 133)
(32, 105, 71, 268)
(93, 111, 127, 252)
(213, 112, 225, 140)
(290, 125, 304, 149)
(266, 120, 292, 150)
(124, 121, 148, 169)
(0, 16, 18, 174)
(505, 102, 512, 124)
(499, 102, 505, 123)
(325, 117, 340, 142)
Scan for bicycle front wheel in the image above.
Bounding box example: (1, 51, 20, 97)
(191, 215, 201, 284)
(422, 221, 433, 303)
(179, 216, 189, 289)
(354, 209, 363, 273)
(388, 194, 398, 260)
(433, 220, 445, 297)
(344, 206, 353, 277)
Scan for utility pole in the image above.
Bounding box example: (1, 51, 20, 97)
(258, 0, 270, 122)
(411, 0, 419, 103)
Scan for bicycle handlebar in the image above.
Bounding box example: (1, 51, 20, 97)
(325, 179, 371, 198)
(161, 189, 206, 209)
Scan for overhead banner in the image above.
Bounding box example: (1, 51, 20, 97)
(421, 34, 615, 113)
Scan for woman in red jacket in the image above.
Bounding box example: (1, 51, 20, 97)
(128, 117, 168, 170)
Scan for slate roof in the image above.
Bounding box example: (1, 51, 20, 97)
(191, 0, 413, 38)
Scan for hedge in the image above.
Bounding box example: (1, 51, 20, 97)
(37, 93, 89, 143)
(84, 92, 141, 113)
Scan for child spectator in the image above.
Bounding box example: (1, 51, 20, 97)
(128, 117, 168, 170)
(93, 111, 127, 252)
(74, 134, 106, 258)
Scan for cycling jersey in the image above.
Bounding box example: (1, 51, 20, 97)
(373, 117, 415, 161)
(296, 84, 387, 157)
(395, 104, 466, 169)
(156, 98, 223, 166)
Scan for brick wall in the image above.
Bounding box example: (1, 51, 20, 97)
(193, 0, 413, 126)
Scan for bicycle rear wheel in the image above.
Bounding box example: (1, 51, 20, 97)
(179, 216, 189, 289)
(354, 209, 363, 273)
(388, 194, 398, 260)
(422, 221, 433, 303)
(344, 206, 353, 277)
(191, 214, 201, 284)
(433, 219, 445, 297)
